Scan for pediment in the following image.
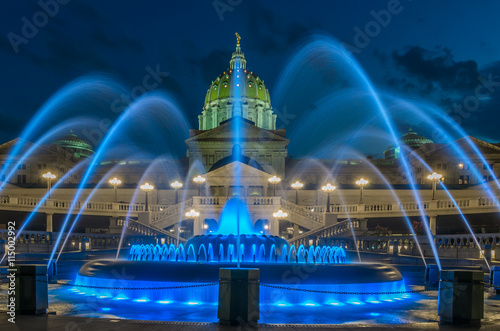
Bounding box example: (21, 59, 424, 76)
(205, 161, 270, 186)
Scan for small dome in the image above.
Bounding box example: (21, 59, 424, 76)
(52, 130, 94, 159)
(384, 128, 434, 159)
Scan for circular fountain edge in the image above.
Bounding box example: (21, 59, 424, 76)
(77, 259, 402, 284)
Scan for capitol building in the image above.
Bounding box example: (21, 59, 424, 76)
(1, 37, 500, 241)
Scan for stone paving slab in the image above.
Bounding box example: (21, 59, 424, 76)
(2, 314, 500, 331)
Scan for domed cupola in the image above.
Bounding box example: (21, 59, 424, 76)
(52, 130, 95, 159)
(199, 33, 276, 130)
(384, 128, 434, 159)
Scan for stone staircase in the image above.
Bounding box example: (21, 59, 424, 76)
(151, 199, 193, 229)
(125, 218, 186, 243)
(280, 199, 325, 230)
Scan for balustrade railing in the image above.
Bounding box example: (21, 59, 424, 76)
(281, 200, 323, 223)
(1, 194, 500, 219)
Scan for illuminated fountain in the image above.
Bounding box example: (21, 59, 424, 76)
(74, 198, 406, 306)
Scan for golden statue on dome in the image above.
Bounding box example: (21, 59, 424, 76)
(235, 32, 241, 46)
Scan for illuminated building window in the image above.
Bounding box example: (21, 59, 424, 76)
(459, 175, 470, 184)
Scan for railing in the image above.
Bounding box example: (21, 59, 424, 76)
(330, 204, 358, 213)
(194, 196, 280, 206)
(151, 199, 193, 223)
(399, 201, 429, 211)
(1, 194, 500, 220)
(125, 219, 185, 243)
(281, 200, 323, 223)
(0, 195, 169, 216)
(0, 229, 155, 253)
(364, 203, 393, 212)
(289, 218, 368, 246)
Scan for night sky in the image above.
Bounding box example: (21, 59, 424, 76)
(1, 0, 500, 158)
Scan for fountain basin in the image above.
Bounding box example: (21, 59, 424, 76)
(74, 260, 406, 305)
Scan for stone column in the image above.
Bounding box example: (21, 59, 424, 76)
(293, 224, 300, 237)
(108, 216, 121, 234)
(271, 218, 279, 236)
(138, 211, 152, 225)
(429, 215, 437, 235)
(45, 213, 53, 232)
(193, 217, 202, 236)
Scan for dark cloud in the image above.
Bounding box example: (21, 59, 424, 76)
(243, 3, 312, 56)
(378, 46, 500, 141)
(392, 46, 479, 91)
(376, 46, 482, 111)
(194, 48, 232, 85)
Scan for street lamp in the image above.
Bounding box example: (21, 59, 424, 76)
(185, 209, 200, 219)
(42, 172, 56, 198)
(170, 180, 183, 204)
(321, 183, 336, 213)
(355, 178, 369, 204)
(109, 177, 122, 202)
(427, 172, 442, 200)
(268, 175, 281, 196)
(291, 180, 303, 204)
(193, 175, 206, 196)
(140, 182, 154, 211)
(273, 209, 288, 220)
(185, 209, 200, 235)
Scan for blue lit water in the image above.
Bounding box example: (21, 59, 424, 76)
(52, 284, 422, 324)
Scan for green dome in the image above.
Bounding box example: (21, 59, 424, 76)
(384, 128, 434, 159)
(199, 34, 276, 131)
(52, 130, 94, 159)
(204, 69, 271, 106)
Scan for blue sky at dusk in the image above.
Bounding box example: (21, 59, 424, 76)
(1, 0, 499, 157)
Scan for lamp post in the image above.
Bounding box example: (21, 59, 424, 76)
(355, 178, 369, 204)
(140, 182, 154, 211)
(273, 209, 288, 220)
(272, 209, 287, 237)
(193, 175, 206, 196)
(321, 183, 336, 213)
(109, 177, 122, 202)
(268, 175, 281, 196)
(427, 172, 442, 200)
(291, 180, 303, 204)
(170, 180, 183, 204)
(42, 172, 56, 198)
